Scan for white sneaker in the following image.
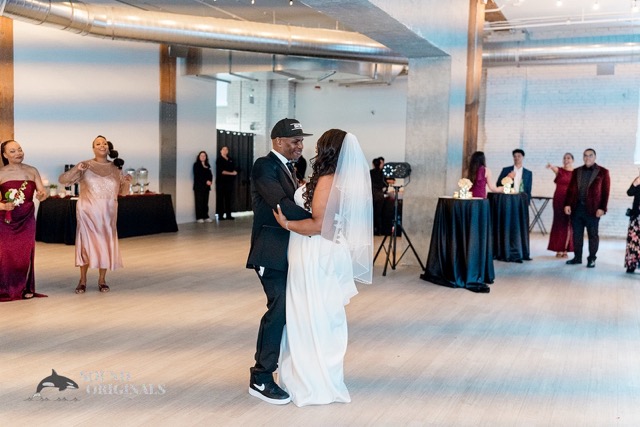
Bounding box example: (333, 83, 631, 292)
(196, 219, 204, 223)
(204, 218, 213, 223)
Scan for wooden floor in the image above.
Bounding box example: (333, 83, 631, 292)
(2, 217, 640, 426)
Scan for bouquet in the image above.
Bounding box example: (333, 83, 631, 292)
(501, 176, 513, 194)
(4, 180, 28, 223)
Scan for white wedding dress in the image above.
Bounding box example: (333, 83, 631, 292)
(278, 186, 358, 407)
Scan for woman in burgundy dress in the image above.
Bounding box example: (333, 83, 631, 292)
(0, 140, 48, 301)
(546, 153, 574, 257)
(468, 151, 502, 198)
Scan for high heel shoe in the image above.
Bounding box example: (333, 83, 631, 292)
(98, 283, 110, 293)
(75, 282, 86, 294)
(22, 290, 34, 299)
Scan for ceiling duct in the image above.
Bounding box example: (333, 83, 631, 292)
(484, 34, 640, 67)
(0, 0, 408, 66)
(191, 49, 405, 84)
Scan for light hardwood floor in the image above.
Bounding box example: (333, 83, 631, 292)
(2, 218, 640, 426)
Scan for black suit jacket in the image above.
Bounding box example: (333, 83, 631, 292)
(246, 152, 311, 272)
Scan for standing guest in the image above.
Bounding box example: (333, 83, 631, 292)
(370, 157, 387, 235)
(216, 146, 238, 220)
(496, 148, 533, 201)
(0, 140, 48, 301)
(246, 118, 312, 405)
(546, 153, 575, 258)
(468, 151, 502, 198)
(193, 151, 213, 223)
(624, 174, 640, 273)
(273, 130, 373, 407)
(564, 148, 610, 268)
(59, 135, 132, 294)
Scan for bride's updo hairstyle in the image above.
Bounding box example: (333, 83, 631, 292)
(303, 128, 346, 211)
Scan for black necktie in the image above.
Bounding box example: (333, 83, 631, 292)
(286, 161, 298, 186)
(286, 161, 295, 176)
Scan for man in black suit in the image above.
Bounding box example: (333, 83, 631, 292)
(246, 118, 312, 405)
(496, 148, 533, 201)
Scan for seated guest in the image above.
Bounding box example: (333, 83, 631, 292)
(468, 151, 502, 198)
(496, 148, 532, 201)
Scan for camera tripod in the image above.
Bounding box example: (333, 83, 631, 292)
(373, 185, 425, 276)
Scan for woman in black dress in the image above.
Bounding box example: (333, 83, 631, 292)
(216, 146, 238, 220)
(193, 151, 213, 223)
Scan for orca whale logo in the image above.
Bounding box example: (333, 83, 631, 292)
(32, 369, 79, 399)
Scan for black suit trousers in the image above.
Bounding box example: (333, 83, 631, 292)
(571, 205, 600, 262)
(252, 267, 287, 383)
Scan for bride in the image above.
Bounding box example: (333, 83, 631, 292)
(273, 129, 373, 406)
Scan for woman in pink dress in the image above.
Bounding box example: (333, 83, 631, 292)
(468, 151, 502, 198)
(546, 153, 574, 257)
(0, 140, 48, 301)
(59, 136, 131, 294)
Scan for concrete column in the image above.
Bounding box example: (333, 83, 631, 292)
(404, 57, 452, 260)
(159, 44, 177, 202)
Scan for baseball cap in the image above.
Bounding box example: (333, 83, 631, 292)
(270, 118, 313, 139)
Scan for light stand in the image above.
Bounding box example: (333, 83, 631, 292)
(373, 163, 425, 276)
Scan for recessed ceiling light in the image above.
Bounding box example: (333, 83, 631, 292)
(592, 1, 600, 11)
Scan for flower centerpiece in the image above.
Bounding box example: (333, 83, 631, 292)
(501, 176, 514, 194)
(457, 178, 473, 199)
(3, 180, 28, 223)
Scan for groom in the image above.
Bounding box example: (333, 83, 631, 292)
(246, 118, 312, 404)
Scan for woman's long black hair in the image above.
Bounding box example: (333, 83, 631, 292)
(468, 151, 486, 185)
(303, 129, 347, 211)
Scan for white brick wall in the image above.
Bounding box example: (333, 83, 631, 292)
(481, 63, 640, 238)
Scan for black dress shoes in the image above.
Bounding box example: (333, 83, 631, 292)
(627, 267, 636, 274)
(586, 260, 596, 268)
(566, 258, 582, 265)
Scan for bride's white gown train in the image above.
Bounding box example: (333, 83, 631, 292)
(278, 186, 358, 407)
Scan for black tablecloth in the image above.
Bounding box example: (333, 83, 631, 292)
(488, 192, 530, 262)
(421, 197, 494, 291)
(36, 194, 179, 245)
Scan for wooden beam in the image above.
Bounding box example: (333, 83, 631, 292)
(463, 0, 485, 177)
(0, 17, 14, 143)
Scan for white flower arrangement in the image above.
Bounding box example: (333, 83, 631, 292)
(501, 176, 513, 194)
(457, 178, 473, 190)
(457, 178, 473, 199)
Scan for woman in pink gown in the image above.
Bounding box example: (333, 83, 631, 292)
(0, 140, 48, 301)
(546, 153, 574, 257)
(59, 136, 131, 294)
(468, 151, 502, 198)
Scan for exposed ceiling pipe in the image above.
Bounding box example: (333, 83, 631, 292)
(0, 0, 408, 65)
(484, 34, 640, 66)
